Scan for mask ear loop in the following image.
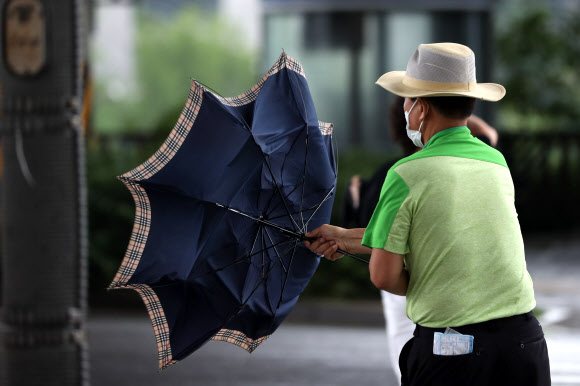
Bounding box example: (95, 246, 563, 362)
(405, 99, 418, 116)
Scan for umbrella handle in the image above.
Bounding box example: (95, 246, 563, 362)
(302, 236, 369, 264)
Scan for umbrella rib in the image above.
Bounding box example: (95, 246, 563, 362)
(260, 153, 301, 231)
(264, 227, 288, 273)
(219, 244, 289, 331)
(262, 180, 302, 218)
(272, 240, 299, 328)
(263, 132, 307, 217)
(265, 201, 322, 222)
(279, 241, 298, 303)
(261, 187, 278, 219)
(263, 133, 309, 224)
(195, 222, 262, 282)
(300, 186, 336, 233)
(187, 238, 296, 282)
(264, 207, 306, 222)
(287, 68, 311, 231)
(216, 203, 310, 242)
(261, 226, 266, 279)
(249, 224, 262, 262)
(299, 133, 309, 230)
(226, 241, 312, 341)
(240, 248, 287, 307)
(281, 242, 300, 256)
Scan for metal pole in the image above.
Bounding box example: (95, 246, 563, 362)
(0, 0, 89, 384)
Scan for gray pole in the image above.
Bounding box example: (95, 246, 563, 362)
(0, 0, 89, 385)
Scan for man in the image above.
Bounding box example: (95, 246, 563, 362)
(305, 43, 550, 385)
(343, 96, 500, 385)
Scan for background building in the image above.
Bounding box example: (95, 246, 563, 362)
(262, 0, 496, 151)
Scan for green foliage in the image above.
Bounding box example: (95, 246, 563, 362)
(496, 1, 580, 131)
(93, 6, 258, 133)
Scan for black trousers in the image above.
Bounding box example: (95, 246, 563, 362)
(399, 312, 551, 386)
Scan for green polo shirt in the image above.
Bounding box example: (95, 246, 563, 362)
(362, 127, 535, 328)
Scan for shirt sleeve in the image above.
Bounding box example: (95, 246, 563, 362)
(361, 168, 412, 254)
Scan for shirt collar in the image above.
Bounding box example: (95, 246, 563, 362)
(423, 126, 470, 149)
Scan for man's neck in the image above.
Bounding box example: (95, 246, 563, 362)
(422, 117, 468, 145)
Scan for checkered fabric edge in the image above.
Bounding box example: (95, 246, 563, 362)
(211, 329, 271, 353)
(318, 121, 334, 135)
(205, 51, 306, 107)
(125, 284, 177, 370)
(120, 82, 204, 181)
(109, 180, 151, 288)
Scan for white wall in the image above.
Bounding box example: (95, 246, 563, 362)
(91, 2, 137, 100)
(219, 0, 262, 50)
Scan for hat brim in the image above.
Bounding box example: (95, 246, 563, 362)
(376, 71, 506, 102)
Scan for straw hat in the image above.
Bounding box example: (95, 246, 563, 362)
(376, 43, 505, 101)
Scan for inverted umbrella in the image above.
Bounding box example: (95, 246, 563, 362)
(109, 52, 344, 370)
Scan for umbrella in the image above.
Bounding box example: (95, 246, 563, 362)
(109, 52, 341, 370)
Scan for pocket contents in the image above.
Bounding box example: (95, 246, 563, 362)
(433, 330, 474, 356)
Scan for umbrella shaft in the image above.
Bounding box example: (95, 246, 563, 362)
(215, 203, 305, 239)
(215, 203, 369, 264)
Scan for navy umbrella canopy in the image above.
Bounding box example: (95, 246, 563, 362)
(109, 52, 337, 369)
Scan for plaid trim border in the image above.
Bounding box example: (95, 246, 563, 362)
(206, 52, 306, 107)
(211, 329, 270, 353)
(109, 180, 151, 288)
(123, 284, 177, 370)
(110, 81, 205, 291)
(121, 83, 204, 181)
(318, 121, 334, 136)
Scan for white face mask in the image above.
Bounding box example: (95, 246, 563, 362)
(404, 99, 426, 148)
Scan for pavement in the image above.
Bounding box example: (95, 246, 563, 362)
(89, 316, 397, 386)
(88, 231, 580, 385)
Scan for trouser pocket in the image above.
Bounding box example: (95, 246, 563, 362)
(399, 337, 414, 386)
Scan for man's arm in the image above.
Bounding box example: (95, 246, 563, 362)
(369, 248, 408, 296)
(467, 115, 498, 147)
(304, 225, 408, 296)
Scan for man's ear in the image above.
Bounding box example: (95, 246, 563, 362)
(418, 98, 430, 121)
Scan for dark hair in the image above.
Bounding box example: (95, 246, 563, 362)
(421, 96, 476, 119)
(388, 96, 416, 156)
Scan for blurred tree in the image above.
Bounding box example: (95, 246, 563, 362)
(92, 5, 257, 133)
(496, 1, 580, 131)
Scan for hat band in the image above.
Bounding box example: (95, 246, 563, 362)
(402, 75, 477, 92)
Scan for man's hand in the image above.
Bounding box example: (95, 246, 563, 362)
(304, 225, 369, 261)
(304, 225, 347, 261)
